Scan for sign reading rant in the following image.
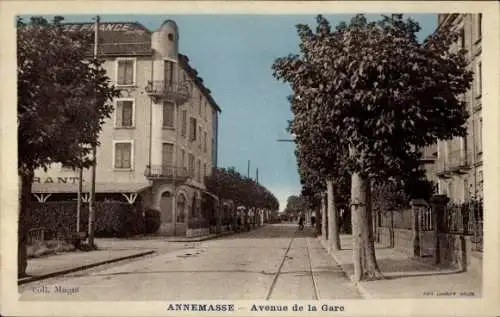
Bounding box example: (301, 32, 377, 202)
(63, 23, 140, 32)
(33, 177, 84, 184)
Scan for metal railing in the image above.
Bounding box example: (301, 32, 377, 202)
(145, 80, 192, 103)
(418, 207, 433, 231)
(144, 165, 189, 180)
(448, 149, 472, 171)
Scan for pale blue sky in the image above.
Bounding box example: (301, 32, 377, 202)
(21, 14, 437, 211)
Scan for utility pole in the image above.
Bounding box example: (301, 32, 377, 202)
(247, 160, 250, 178)
(76, 166, 83, 232)
(88, 15, 100, 249)
(256, 168, 259, 184)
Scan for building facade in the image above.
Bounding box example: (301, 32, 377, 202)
(429, 14, 483, 204)
(31, 20, 221, 236)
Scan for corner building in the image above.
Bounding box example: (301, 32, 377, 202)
(32, 20, 221, 236)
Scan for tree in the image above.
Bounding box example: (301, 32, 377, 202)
(271, 14, 472, 281)
(17, 16, 120, 277)
(205, 167, 279, 216)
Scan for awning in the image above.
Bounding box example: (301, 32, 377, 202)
(31, 182, 151, 194)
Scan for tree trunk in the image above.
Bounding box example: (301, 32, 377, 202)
(351, 171, 364, 282)
(18, 170, 34, 278)
(363, 181, 383, 280)
(327, 179, 341, 251)
(315, 206, 321, 236)
(321, 193, 327, 241)
(350, 143, 384, 282)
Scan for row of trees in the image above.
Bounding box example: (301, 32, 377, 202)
(17, 16, 120, 276)
(205, 167, 280, 211)
(272, 14, 472, 281)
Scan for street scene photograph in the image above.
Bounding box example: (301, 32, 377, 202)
(2, 4, 498, 315)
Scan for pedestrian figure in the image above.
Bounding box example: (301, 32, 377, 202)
(298, 211, 305, 231)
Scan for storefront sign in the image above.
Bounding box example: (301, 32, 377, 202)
(33, 177, 84, 184)
(63, 23, 139, 32)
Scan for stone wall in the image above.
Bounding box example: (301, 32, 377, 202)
(378, 227, 434, 257)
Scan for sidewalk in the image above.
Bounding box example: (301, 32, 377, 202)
(19, 227, 253, 285)
(20, 248, 155, 285)
(319, 235, 482, 299)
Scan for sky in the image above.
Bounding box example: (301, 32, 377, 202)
(22, 13, 437, 211)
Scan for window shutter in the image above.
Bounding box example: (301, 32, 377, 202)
(115, 143, 124, 168)
(115, 102, 123, 127)
(163, 102, 174, 128)
(117, 61, 126, 84)
(125, 61, 134, 84)
(122, 101, 133, 126)
(122, 143, 131, 168)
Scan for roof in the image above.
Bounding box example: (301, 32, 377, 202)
(32, 182, 151, 194)
(179, 54, 222, 112)
(62, 22, 152, 56)
(62, 21, 221, 112)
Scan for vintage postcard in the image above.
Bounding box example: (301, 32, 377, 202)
(1, 1, 499, 316)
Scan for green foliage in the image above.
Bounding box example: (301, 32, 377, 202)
(272, 14, 472, 181)
(29, 201, 144, 238)
(283, 195, 306, 214)
(205, 167, 279, 210)
(144, 209, 161, 234)
(17, 16, 121, 174)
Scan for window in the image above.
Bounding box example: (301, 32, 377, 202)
(478, 117, 483, 154)
(162, 143, 174, 167)
(197, 159, 201, 182)
(188, 153, 195, 177)
(478, 170, 483, 194)
(114, 99, 134, 128)
(203, 163, 207, 178)
(476, 62, 482, 97)
(464, 179, 469, 201)
(203, 131, 207, 153)
(165, 60, 174, 86)
(117, 59, 135, 86)
(199, 95, 203, 115)
(189, 118, 197, 141)
(180, 149, 185, 168)
(163, 101, 175, 128)
(198, 127, 202, 148)
(181, 110, 187, 136)
(114, 142, 132, 169)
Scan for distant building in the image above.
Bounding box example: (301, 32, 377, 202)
(424, 14, 483, 204)
(31, 20, 221, 236)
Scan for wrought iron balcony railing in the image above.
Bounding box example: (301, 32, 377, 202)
(144, 164, 189, 181)
(436, 158, 452, 178)
(448, 149, 472, 173)
(145, 80, 192, 104)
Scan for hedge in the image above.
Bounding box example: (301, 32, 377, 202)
(144, 209, 161, 234)
(29, 201, 145, 239)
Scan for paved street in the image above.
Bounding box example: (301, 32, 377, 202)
(19, 224, 361, 300)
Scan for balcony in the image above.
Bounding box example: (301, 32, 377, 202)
(145, 80, 192, 104)
(448, 149, 472, 174)
(144, 165, 189, 182)
(436, 159, 452, 179)
(436, 149, 472, 178)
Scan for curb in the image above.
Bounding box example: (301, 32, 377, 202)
(167, 225, 267, 242)
(316, 237, 373, 299)
(18, 250, 155, 285)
